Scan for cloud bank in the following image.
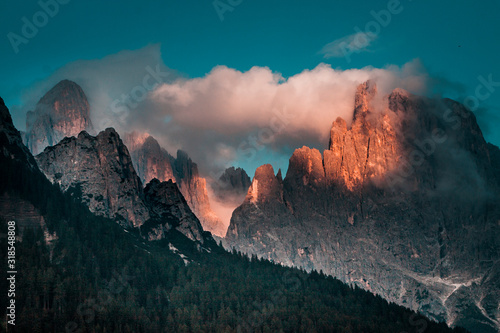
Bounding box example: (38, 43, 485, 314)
(131, 59, 430, 178)
(13, 44, 177, 133)
(16, 46, 469, 230)
(17, 45, 435, 180)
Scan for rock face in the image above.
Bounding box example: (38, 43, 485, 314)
(0, 97, 38, 169)
(2, 95, 209, 247)
(143, 179, 205, 243)
(211, 166, 252, 204)
(226, 82, 500, 333)
(124, 132, 225, 236)
(123, 132, 175, 184)
(0, 97, 45, 230)
(172, 150, 224, 235)
(36, 128, 150, 228)
(35, 128, 208, 244)
(324, 81, 402, 190)
(24, 80, 94, 155)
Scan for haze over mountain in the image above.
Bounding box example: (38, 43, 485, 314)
(123, 132, 227, 236)
(0, 88, 467, 333)
(8, 69, 500, 333)
(20, 79, 229, 237)
(24, 80, 94, 155)
(35, 127, 209, 244)
(2, 1, 499, 332)
(226, 81, 500, 333)
(13, 48, 440, 179)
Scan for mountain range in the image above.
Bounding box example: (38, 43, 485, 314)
(123, 132, 226, 236)
(227, 81, 500, 333)
(24, 80, 94, 155)
(2, 78, 498, 332)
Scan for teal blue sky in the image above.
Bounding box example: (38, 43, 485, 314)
(1, 0, 499, 176)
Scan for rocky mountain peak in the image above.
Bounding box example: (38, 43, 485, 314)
(0, 98, 18, 140)
(286, 146, 325, 186)
(173, 149, 198, 180)
(97, 128, 123, 150)
(123, 131, 152, 152)
(253, 164, 276, 180)
(390, 87, 411, 99)
(171, 150, 223, 233)
(77, 130, 92, 139)
(212, 166, 251, 199)
(227, 82, 500, 332)
(100, 127, 119, 137)
(328, 117, 348, 150)
(123, 132, 225, 236)
(38, 79, 85, 104)
(246, 164, 283, 204)
(219, 167, 251, 187)
(30, 121, 209, 242)
(97, 128, 131, 152)
(323, 82, 404, 190)
(143, 178, 205, 243)
(123, 132, 175, 185)
(353, 79, 377, 123)
(143, 135, 162, 152)
(24, 80, 94, 155)
(276, 168, 283, 182)
(36, 128, 150, 228)
(387, 88, 418, 117)
(0, 97, 11, 124)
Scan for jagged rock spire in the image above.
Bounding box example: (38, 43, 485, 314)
(25, 80, 94, 155)
(245, 164, 283, 205)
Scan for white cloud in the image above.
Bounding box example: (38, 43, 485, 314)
(14, 44, 177, 133)
(126, 59, 430, 178)
(17, 46, 431, 180)
(16, 50, 435, 230)
(320, 32, 377, 59)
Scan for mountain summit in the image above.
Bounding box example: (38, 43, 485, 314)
(36, 128, 150, 228)
(123, 132, 226, 236)
(0, 94, 465, 333)
(227, 81, 500, 333)
(24, 80, 94, 155)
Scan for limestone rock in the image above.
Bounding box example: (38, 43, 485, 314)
(211, 166, 251, 203)
(36, 128, 150, 228)
(24, 80, 94, 155)
(227, 81, 500, 333)
(143, 179, 205, 243)
(124, 131, 225, 236)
